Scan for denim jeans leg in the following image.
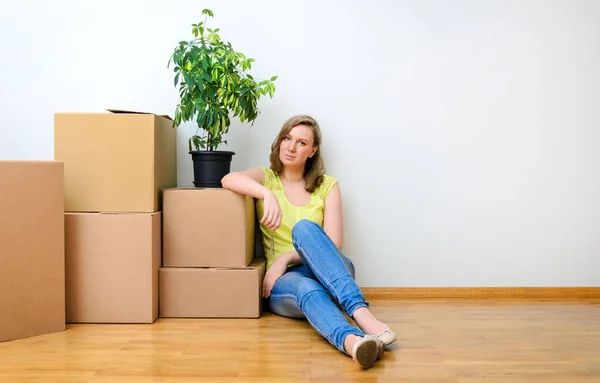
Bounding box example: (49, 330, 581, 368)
(269, 266, 364, 354)
(291, 219, 369, 317)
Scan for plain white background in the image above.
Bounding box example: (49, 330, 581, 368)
(1, 0, 598, 287)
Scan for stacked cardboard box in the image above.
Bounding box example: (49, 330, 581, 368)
(54, 110, 177, 324)
(0, 161, 66, 342)
(159, 188, 266, 318)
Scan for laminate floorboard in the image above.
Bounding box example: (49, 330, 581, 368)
(1, 299, 598, 382)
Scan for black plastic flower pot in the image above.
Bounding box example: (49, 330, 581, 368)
(190, 150, 235, 188)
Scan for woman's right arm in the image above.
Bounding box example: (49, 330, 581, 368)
(221, 168, 268, 199)
(221, 168, 282, 231)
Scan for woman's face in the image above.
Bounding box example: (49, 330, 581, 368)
(279, 124, 318, 168)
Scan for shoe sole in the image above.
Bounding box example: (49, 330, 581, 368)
(354, 339, 379, 369)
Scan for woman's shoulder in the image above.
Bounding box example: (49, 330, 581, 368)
(313, 173, 339, 199)
(258, 166, 274, 176)
(321, 173, 339, 186)
(259, 167, 279, 190)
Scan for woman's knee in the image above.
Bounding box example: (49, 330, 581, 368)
(292, 219, 320, 242)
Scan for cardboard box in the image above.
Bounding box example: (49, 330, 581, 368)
(54, 110, 177, 213)
(163, 188, 255, 268)
(0, 161, 65, 342)
(65, 212, 161, 323)
(159, 259, 266, 318)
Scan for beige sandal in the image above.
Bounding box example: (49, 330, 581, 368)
(357, 324, 397, 346)
(373, 326, 397, 346)
(351, 335, 385, 369)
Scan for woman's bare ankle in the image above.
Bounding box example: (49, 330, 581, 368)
(353, 307, 388, 335)
(344, 334, 360, 354)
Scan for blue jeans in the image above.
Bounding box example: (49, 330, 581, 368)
(269, 219, 369, 353)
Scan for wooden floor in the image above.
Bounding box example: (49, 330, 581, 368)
(1, 298, 599, 382)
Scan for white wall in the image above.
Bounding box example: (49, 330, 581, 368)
(1, 0, 599, 287)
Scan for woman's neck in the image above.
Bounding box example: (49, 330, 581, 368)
(280, 167, 304, 184)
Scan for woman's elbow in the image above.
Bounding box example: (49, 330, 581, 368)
(332, 237, 343, 251)
(324, 228, 343, 250)
(221, 173, 235, 189)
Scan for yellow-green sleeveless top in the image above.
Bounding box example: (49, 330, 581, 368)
(256, 167, 339, 270)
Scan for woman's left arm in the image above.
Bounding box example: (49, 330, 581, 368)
(323, 183, 343, 250)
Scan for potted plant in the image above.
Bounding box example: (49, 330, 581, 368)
(168, 8, 277, 187)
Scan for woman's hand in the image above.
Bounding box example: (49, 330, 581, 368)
(260, 190, 282, 231)
(262, 252, 291, 298)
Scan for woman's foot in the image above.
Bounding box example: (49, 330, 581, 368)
(352, 307, 397, 346)
(344, 334, 385, 369)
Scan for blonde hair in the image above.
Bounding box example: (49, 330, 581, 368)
(269, 115, 325, 193)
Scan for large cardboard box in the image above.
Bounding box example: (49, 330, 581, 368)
(65, 212, 161, 323)
(54, 110, 177, 213)
(163, 188, 255, 268)
(0, 161, 65, 342)
(159, 259, 266, 318)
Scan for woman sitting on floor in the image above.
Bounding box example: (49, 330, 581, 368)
(222, 115, 396, 369)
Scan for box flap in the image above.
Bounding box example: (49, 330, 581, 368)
(106, 109, 173, 121)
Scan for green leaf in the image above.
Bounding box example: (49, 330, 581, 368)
(258, 80, 268, 86)
(207, 85, 216, 101)
(191, 135, 205, 150)
(183, 72, 194, 88)
(207, 110, 213, 128)
(198, 110, 206, 128)
(268, 83, 275, 98)
(202, 9, 214, 17)
(270, 75, 278, 81)
(174, 73, 180, 87)
(191, 45, 200, 57)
